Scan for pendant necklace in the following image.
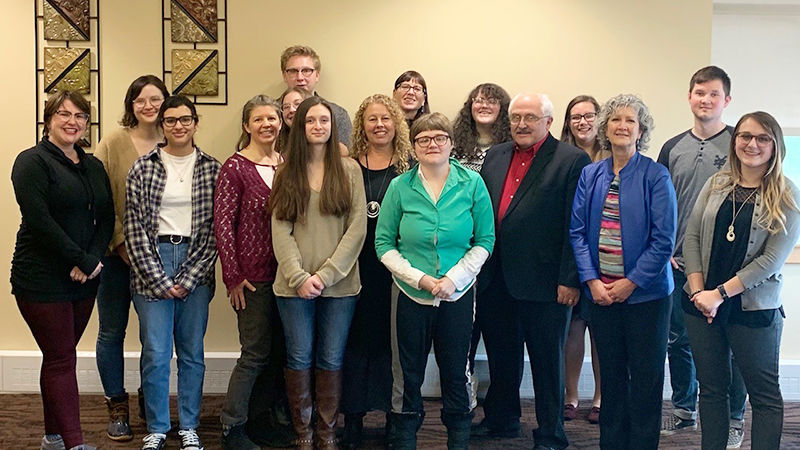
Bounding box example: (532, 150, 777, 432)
(365, 152, 392, 219)
(727, 183, 758, 242)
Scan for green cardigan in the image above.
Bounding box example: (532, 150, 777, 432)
(374, 158, 495, 300)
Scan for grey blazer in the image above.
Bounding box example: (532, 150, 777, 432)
(683, 173, 800, 311)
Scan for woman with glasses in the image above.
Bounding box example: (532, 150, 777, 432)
(270, 96, 366, 450)
(12, 90, 113, 450)
(560, 94, 607, 425)
(682, 111, 799, 450)
(278, 87, 311, 153)
(452, 83, 511, 172)
(340, 94, 414, 448)
(569, 94, 676, 450)
(125, 95, 220, 450)
(375, 113, 494, 449)
(93, 75, 169, 441)
(392, 71, 430, 128)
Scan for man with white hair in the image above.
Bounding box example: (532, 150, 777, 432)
(475, 93, 590, 450)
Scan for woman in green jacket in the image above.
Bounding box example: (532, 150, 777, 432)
(374, 112, 495, 450)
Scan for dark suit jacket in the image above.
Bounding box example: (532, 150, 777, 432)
(478, 134, 590, 302)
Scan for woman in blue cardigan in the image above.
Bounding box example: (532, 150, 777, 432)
(374, 112, 494, 450)
(569, 94, 677, 450)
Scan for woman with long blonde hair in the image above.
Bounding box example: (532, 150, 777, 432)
(683, 111, 799, 449)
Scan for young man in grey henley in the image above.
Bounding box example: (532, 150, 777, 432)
(657, 66, 748, 446)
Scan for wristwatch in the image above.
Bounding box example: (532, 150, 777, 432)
(716, 284, 729, 301)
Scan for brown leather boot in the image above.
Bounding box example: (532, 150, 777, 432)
(284, 368, 314, 450)
(315, 369, 342, 450)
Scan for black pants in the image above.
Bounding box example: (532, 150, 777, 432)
(591, 298, 670, 450)
(478, 273, 570, 449)
(390, 285, 475, 422)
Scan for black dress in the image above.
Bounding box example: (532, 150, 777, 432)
(341, 160, 399, 414)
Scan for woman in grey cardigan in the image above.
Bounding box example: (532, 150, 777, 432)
(683, 111, 800, 450)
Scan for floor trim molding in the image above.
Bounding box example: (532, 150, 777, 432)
(2, 351, 799, 400)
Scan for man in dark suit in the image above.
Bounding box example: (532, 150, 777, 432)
(475, 93, 590, 450)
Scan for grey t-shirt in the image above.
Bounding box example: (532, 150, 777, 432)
(657, 126, 733, 269)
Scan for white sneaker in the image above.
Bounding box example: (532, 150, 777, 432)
(178, 428, 204, 450)
(727, 426, 744, 449)
(142, 433, 167, 450)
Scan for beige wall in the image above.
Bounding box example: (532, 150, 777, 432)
(1, 1, 716, 353)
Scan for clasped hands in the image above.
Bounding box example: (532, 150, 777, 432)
(689, 289, 724, 324)
(419, 274, 457, 300)
(69, 262, 103, 284)
(297, 274, 326, 300)
(588, 278, 637, 306)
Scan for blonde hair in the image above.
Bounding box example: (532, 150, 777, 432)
(349, 94, 412, 173)
(712, 111, 798, 234)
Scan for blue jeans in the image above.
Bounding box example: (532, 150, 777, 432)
(95, 254, 132, 398)
(132, 242, 212, 434)
(276, 295, 357, 371)
(685, 313, 783, 449)
(667, 267, 747, 423)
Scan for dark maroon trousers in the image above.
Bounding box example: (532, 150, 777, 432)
(16, 296, 94, 448)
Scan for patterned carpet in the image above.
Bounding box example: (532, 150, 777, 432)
(2, 394, 799, 449)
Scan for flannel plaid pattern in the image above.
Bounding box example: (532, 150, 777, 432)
(124, 146, 221, 298)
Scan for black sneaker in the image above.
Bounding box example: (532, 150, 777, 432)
(141, 433, 167, 450)
(221, 424, 259, 450)
(470, 418, 522, 439)
(660, 414, 697, 436)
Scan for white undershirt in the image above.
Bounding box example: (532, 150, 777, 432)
(158, 149, 196, 237)
(237, 151, 278, 188)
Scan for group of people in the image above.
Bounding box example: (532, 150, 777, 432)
(10, 43, 797, 450)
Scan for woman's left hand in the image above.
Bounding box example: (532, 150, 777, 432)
(431, 276, 456, 299)
(70, 266, 88, 284)
(604, 278, 637, 303)
(691, 289, 724, 323)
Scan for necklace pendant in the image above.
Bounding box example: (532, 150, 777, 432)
(366, 201, 381, 219)
(726, 225, 735, 242)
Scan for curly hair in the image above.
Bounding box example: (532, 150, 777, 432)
(349, 94, 413, 173)
(712, 111, 799, 234)
(452, 83, 511, 161)
(595, 93, 654, 152)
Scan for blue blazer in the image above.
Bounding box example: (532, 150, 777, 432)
(569, 151, 677, 304)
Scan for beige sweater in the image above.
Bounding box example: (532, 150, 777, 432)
(272, 158, 367, 297)
(93, 128, 141, 253)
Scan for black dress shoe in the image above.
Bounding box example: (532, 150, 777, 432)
(470, 418, 522, 438)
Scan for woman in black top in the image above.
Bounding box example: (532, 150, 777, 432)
(341, 94, 413, 448)
(11, 90, 114, 450)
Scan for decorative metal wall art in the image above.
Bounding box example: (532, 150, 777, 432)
(163, 0, 228, 105)
(35, 0, 100, 148)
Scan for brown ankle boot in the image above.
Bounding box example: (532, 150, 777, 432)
(284, 368, 314, 450)
(315, 369, 342, 450)
(105, 393, 133, 441)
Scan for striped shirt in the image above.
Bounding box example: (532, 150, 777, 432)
(124, 146, 221, 298)
(599, 175, 624, 282)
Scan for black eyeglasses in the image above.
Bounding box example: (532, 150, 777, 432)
(284, 67, 315, 77)
(55, 110, 90, 123)
(162, 115, 196, 127)
(735, 132, 774, 147)
(569, 112, 597, 123)
(415, 135, 450, 147)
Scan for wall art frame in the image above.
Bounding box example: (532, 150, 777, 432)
(34, 0, 101, 149)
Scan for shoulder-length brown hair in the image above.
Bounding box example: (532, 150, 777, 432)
(270, 96, 351, 222)
(277, 87, 311, 154)
(560, 94, 606, 161)
(349, 94, 413, 173)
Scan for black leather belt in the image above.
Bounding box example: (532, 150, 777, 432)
(158, 235, 191, 245)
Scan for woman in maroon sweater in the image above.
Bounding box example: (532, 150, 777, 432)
(215, 95, 289, 449)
